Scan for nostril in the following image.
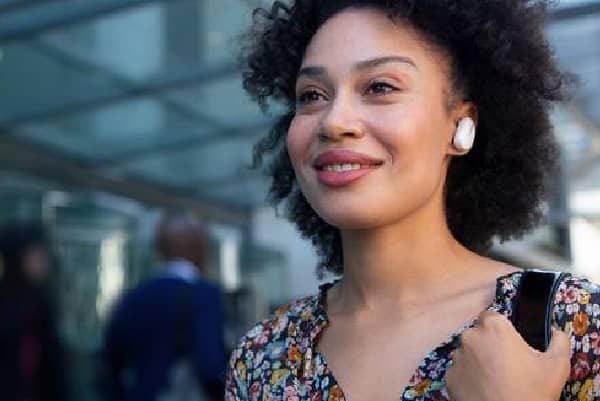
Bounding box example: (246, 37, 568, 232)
(318, 123, 364, 140)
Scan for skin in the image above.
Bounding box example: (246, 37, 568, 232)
(286, 7, 570, 401)
(156, 216, 206, 273)
(22, 245, 49, 286)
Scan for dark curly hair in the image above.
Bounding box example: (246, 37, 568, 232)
(240, 0, 573, 276)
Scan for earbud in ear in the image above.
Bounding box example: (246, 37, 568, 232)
(453, 117, 476, 151)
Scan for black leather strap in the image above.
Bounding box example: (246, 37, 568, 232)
(511, 269, 569, 352)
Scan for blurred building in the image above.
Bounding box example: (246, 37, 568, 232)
(0, 0, 599, 399)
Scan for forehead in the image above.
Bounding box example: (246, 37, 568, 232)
(301, 7, 448, 75)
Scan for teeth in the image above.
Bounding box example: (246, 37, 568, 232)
(323, 163, 365, 172)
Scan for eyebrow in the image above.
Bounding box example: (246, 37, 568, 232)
(355, 56, 417, 71)
(297, 66, 327, 78)
(297, 55, 418, 79)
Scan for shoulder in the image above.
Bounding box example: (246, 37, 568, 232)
(192, 278, 221, 298)
(552, 274, 600, 398)
(231, 294, 318, 358)
(226, 294, 319, 388)
(553, 274, 600, 332)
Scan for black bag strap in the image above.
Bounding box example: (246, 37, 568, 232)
(511, 269, 569, 352)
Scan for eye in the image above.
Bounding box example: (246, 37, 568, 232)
(365, 81, 399, 95)
(297, 89, 327, 104)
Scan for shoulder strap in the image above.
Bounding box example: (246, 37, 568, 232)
(511, 269, 569, 352)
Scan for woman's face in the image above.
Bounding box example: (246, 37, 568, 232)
(287, 7, 468, 229)
(22, 245, 49, 285)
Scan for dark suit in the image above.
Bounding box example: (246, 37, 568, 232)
(101, 262, 226, 401)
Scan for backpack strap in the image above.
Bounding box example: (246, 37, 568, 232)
(511, 269, 569, 352)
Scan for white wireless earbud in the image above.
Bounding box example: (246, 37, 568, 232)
(453, 117, 476, 151)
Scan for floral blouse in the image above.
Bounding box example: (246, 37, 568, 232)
(225, 271, 600, 401)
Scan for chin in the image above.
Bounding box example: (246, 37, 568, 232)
(310, 199, 396, 230)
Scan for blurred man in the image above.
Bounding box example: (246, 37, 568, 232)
(101, 215, 226, 401)
(0, 222, 68, 401)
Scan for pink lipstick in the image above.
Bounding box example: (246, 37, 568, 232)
(313, 149, 383, 187)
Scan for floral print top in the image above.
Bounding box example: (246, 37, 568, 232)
(225, 271, 600, 401)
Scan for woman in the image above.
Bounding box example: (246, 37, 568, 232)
(227, 1, 595, 400)
(0, 223, 68, 401)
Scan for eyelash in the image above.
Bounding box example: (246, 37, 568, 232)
(365, 81, 399, 95)
(296, 81, 400, 105)
(297, 89, 326, 104)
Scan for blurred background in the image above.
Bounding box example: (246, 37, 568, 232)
(0, 0, 598, 399)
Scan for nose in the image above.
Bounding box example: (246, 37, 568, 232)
(318, 95, 365, 141)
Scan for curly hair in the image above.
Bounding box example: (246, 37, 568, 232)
(240, 0, 573, 276)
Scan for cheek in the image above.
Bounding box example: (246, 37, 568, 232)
(371, 106, 449, 191)
(371, 107, 440, 161)
(286, 116, 314, 168)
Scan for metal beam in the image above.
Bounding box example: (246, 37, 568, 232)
(0, 135, 250, 225)
(97, 119, 272, 167)
(0, 60, 238, 127)
(0, 0, 166, 43)
(1, 0, 597, 42)
(550, 2, 600, 21)
(0, 0, 56, 15)
(184, 169, 264, 192)
(26, 39, 227, 129)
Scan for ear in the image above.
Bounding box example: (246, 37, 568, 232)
(446, 101, 478, 156)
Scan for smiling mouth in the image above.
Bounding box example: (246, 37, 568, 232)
(317, 163, 382, 172)
(313, 162, 383, 187)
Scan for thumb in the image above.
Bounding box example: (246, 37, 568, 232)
(546, 328, 570, 357)
(545, 328, 572, 383)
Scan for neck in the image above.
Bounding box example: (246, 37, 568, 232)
(334, 191, 489, 315)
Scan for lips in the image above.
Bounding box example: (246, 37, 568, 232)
(313, 149, 383, 168)
(313, 149, 383, 187)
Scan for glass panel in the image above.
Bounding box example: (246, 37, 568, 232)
(204, 174, 270, 207)
(202, 0, 254, 64)
(14, 97, 220, 161)
(547, 2, 600, 276)
(166, 75, 264, 126)
(555, 0, 600, 7)
(547, 14, 600, 125)
(0, 41, 121, 124)
(111, 133, 260, 187)
(35, 0, 254, 82)
(39, 3, 166, 82)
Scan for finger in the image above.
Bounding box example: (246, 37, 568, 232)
(546, 328, 572, 380)
(477, 310, 510, 330)
(444, 365, 463, 401)
(546, 328, 570, 358)
(457, 328, 478, 352)
(445, 364, 455, 387)
(449, 348, 461, 364)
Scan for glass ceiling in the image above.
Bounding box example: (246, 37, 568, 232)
(0, 0, 599, 217)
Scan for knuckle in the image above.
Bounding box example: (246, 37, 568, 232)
(458, 327, 481, 350)
(460, 328, 475, 344)
(479, 311, 507, 328)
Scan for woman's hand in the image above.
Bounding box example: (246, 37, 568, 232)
(446, 310, 571, 401)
